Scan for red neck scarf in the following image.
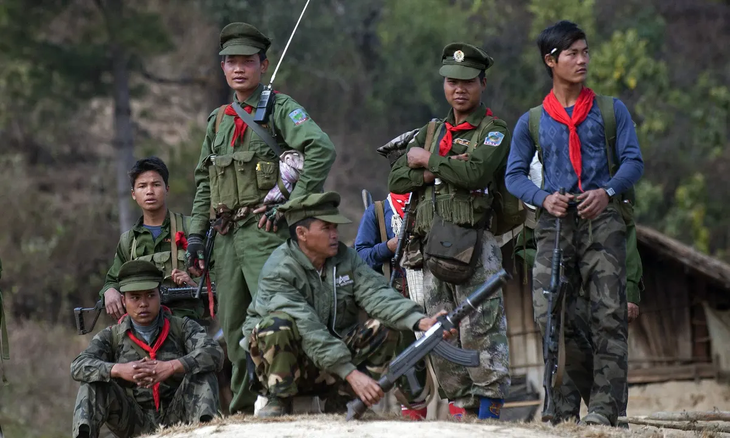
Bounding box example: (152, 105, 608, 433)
(438, 108, 494, 156)
(119, 311, 172, 412)
(542, 87, 596, 191)
(224, 104, 253, 148)
(387, 193, 411, 219)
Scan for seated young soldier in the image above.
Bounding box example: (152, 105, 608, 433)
(101, 157, 206, 322)
(241, 192, 455, 417)
(71, 260, 224, 438)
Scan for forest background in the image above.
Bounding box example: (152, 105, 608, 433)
(0, 0, 727, 436)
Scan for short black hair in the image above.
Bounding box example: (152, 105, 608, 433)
(222, 51, 267, 63)
(289, 217, 317, 243)
(478, 70, 486, 81)
(128, 157, 169, 188)
(536, 20, 587, 78)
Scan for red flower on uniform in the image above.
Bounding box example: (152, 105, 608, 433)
(175, 232, 188, 250)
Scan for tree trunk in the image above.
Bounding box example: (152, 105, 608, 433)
(100, 0, 135, 233)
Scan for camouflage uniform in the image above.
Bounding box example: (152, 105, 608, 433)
(532, 206, 628, 425)
(422, 234, 510, 405)
(388, 43, 512, 410)
(70, 312, 224, 438)
(249, 313, 398, 401)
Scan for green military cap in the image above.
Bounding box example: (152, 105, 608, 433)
(439, 42, 494, 80)
(219, 22, 272, 56)
(279, 192, 352, 225)
(118, 260, 163, 293)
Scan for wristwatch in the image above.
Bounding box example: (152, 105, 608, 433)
(603, 187, 616, 199)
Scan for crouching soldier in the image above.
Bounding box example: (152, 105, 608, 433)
(71, 260, 224, 438)
(241, 192, 454, 417)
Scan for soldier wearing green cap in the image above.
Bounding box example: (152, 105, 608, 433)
(388, 42, 512, 419)
(240, 192, 455, 417)
(186, 22, 336, 414)
(71, 260, 224, 438)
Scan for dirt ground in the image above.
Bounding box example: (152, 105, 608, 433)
(142, 380, 730, 438)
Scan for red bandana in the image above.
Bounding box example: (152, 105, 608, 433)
(437, 108, 494, 156)
(125, 317, 171, 412)
(174, 232, 188, 250)
(542, 87, 596, 191)
(223, 104, 254, 147)
(388, 193, 411, 219)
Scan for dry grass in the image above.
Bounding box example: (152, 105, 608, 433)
(0, 318, 91, 437)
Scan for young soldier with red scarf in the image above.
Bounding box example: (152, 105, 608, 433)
(505, 21, 644, 426)
(388, 42, 511, 420)
(71, 260, 224, 438)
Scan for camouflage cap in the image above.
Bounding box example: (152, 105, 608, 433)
(439, 42, 494, 80)
(279, 192, 352, 225)
(219, 22, 272, 56)
(118, 260, 163, 293)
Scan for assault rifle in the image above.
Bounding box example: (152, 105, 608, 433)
(541, 188, 568, 422)
(73, 285, 216, 335)
(389, 192, 414, 288)
(346, 269, 511, 420)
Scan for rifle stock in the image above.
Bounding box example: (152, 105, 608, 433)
(346, 269, 511, 420)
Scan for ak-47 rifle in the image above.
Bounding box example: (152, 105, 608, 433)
(194, 223, 217, 300)
(389, 192, 414, 288)
(541, 188, 568, 422)
(346, 269, 511, 420)
(73, 285, 216, 335)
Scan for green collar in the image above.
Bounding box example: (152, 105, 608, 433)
(445, 102, 486, 126)
(133, 209, 171, 232)
(235, 83, 265, 108)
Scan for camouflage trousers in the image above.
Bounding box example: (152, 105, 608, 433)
(533, 206, 628, 425)
(72, 372, 219, 438)
(248, 312, 400, 402)
(422, 233, 510, 407)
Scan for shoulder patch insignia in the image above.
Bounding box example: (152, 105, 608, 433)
(288, 108, 310, 126)
(484, 131, 505, 147)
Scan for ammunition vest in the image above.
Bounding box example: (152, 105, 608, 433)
(205, 106, 281, 210)
(414, 116, 508, 235)
(119, 212, 188, 284)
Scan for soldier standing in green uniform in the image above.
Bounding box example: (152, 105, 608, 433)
(71, 260, 224, 438)
(186, 23, 336, 414)
(388, 43, 511, 419)
(101, 157, 204, 321)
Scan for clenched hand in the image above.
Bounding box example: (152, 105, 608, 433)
(346, 370, 384, 407)
(104, 288, 125, 320)
(542, 191, 574, 217)
(577, 189, 609, 220)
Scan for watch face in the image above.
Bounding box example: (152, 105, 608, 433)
(605, 187, 616, 198)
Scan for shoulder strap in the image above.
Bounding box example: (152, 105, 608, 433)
(423, 121, 439, 154)
(373, 201, 390, 279)
(596, 95, 617, 177)
(214, 104, 227, 134)
(467, 116, 496, 153)
(169, 213, 180, 268)
(528, 105, 542, 157)
(231, 102, 283, 157)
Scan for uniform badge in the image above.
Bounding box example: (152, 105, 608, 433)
(453, 138, 470, 147)
(288, 108, 310, 126)
(336, 274, 354, 287)
(454, 50, 465, 62)
(484, 131, 505, 146)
